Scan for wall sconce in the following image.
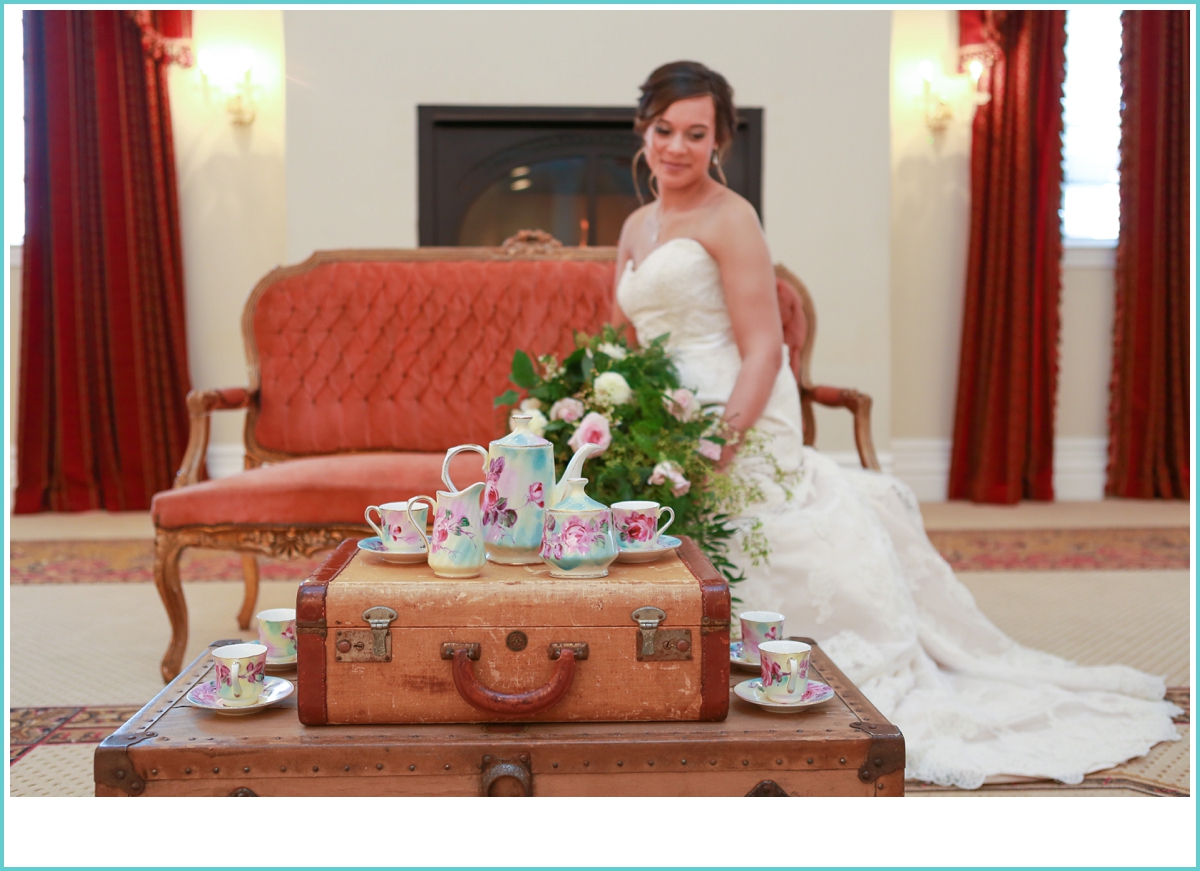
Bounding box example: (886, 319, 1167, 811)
(967, 59, 992, 105)
(197, 45, 260, 127)
(920, 60, 952, 132)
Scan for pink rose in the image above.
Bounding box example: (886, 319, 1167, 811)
(560, 516, 596, 555)
(483, 483, 501, 511)
(549, 397, 586, 423)
(697, 438, 722, 462)
(568, 412, 612, 455)
(664, 388, 699, 422)
(526, 482, 545, 508)
(622, 511, 656, 543)
(648, 461, 691, 497)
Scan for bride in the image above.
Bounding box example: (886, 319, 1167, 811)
(613, 61, 1180, 789)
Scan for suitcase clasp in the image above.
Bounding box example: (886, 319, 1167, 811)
(363, 606, 398, 658)
(631, 606, 667, 657)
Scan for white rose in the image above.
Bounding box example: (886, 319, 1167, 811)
(549, 397, 586, 423)
(519, 397, 542, 411)
(597, 342, 628, 361)
(593, 371, 633, 406)
(511, 408, 548, 437)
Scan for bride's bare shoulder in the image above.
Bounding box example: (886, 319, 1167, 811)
(698, 187, 766, 255)
(616, 202, 656, 262)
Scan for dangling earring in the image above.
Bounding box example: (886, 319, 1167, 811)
(711, 150, 728, 186)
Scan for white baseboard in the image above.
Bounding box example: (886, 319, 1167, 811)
(206, 443, 246, 479)
(890, 436, 1109, 502)
(1052, 437, 1108, 501)
(891, 438, 952, 502)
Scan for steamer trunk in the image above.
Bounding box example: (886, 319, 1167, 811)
(296, 538, 731, 725)
(95, 638, 904, 797)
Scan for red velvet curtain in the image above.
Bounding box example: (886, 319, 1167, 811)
(1106, 11, 1191, 499)
(948, 11, 1067, 503)
(16, 11, 193, 513)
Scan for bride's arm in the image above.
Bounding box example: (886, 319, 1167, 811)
(611, 212, 639, 348)
(707, 200, 783, 464)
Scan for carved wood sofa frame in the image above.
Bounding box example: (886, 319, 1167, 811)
(154, 234, 878, 682)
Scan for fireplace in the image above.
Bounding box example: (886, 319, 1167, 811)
(418, 106, 763, 247)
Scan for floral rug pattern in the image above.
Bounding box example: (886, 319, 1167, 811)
(9, 528, 1189, 585)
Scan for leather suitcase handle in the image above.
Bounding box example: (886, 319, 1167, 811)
(450, 647, 580, 716)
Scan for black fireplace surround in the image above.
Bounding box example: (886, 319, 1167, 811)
(418, 105, 763, 247)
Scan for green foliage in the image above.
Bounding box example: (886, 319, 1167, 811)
(498, 324, 776, 588)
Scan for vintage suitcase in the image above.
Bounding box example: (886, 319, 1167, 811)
(295, 537, 729, 725)
(94, 638, 904, 796)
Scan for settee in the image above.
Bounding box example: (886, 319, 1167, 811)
(150, 231, 879, 681)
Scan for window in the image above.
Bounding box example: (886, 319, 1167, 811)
(1060, 8, 1123, 242)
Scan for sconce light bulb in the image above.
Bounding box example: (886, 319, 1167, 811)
(968, 59, 983, 82)
(919, 60, 935, 83)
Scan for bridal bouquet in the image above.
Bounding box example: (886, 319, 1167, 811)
(495, 325, 774, 586)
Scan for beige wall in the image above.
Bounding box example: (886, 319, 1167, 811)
(283, 9, 894, 456)
(167, 10, 288, 455)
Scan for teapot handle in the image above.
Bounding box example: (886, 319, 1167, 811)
(442, 445, 489, 493)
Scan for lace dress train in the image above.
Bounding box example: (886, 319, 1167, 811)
(617, 238, 1180, 788)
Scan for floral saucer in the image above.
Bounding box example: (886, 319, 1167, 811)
(357, 537, 427, 564)
(729, 641, 762, 671)
(186, 675, 294, 715)
(733, 678, 836, 712)
(614, 534, 683, 564)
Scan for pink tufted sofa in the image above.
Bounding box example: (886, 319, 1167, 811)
(150, 232, 879, 681)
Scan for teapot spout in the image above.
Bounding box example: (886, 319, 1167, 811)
(551, 443, 599, 507)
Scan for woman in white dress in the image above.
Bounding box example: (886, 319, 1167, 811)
(613, 61, 1180, 789)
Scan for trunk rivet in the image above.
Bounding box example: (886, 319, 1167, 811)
(742, 760, 749, 766)
(377, 763, 384, 770)
(116, 770, 126, 780)
(583, 761, 589, 767)
(313, 766, 319, 772)
(839, 758, 846, 764)
(151, 769, 158, 775)
(648, 760, 655, 766)
(681, 760, 687, 765)
(445, 764, 451, 770)
(617, 761, 623, 767)
(806, 758, 813, 764)
(776, 759, 783, 765)
(552, 762, 559, 768)
(213, 767, 220, 774)
(710, 760, 717, 765)
(344, 766, 351, 772)
(280, 766, 287, 772)
(409, 765, 416, 771)
(877, 782, 885, 790)
(185, 768, 192, 774)
(874, 758, 883, 767)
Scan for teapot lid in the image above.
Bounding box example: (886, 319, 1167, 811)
(495, 413, 551, 448)
(551, 477, 607, 513)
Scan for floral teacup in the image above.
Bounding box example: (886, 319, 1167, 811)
(256, 607, 297, 661)
(365, 501, 428, 553)
(758, 640, 811, 703)
(211, 643, 268, 707)
(739, 610, 784, 663)
(611, 500, 675, 551)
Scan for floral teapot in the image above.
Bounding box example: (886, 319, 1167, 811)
(443, 414, 600, 565)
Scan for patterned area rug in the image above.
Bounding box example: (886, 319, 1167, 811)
(10, 706, 141, 764)
(9, 528, 1191, 584)
(926, 527, 1190, 571)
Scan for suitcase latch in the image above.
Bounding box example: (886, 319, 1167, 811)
(631, 607, 692, 661)
(334, 606, 398, 663)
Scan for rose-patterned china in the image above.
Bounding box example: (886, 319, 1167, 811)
(758, 640, 812, 703)
(256, 607, 298, 662)
(364, 501, 429, 553)
(540, 477, 618, 579)
(738, 610, 785, 662)
(729, 640, 762, 671)
(443, 420, 600, 565)
(613, 534, 682, 564)
(210, 643, 268, 707)
(733, 677, 835, 712)
(407, 482, 487, 578)
(611, 500, 675, 551)
(357, 537, 429, 564)
(186, 675, 294, 716)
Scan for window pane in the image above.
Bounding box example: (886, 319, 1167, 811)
(1061, 8, 1123, 241)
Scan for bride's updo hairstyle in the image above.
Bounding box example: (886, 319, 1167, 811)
(633, 60, 736, 198)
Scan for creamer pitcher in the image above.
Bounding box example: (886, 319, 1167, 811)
(407, 482, 486, 578)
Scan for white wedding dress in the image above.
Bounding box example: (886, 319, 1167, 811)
(618, 237, 1181, 788)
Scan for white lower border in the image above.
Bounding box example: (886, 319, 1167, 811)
(890, 437, 1108, 502)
